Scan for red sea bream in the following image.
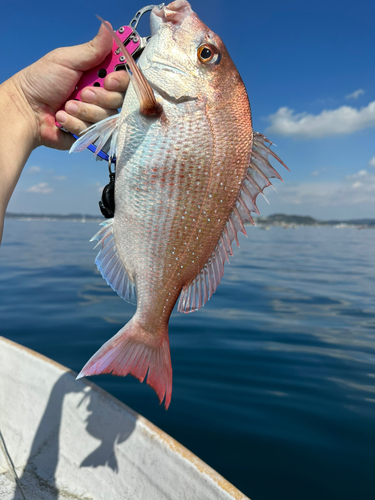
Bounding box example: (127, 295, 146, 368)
(71, 0, 288, 408)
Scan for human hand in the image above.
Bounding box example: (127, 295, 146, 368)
(9, 24, 129, 151)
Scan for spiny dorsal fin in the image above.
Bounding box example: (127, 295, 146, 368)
(177, 132, 288, 313)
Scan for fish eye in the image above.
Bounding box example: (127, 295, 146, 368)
(197, 44, 221, 65)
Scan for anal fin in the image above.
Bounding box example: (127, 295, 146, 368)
(91, 220, 136, 304)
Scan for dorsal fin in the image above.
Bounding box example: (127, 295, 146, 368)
(177, 132, 288, 313)
(90, 220, 136, 304)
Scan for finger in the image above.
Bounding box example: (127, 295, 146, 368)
(50, 23, 114, 72)
(55, 110, 94, 136)
(80, 86, 124, 110)
(65, 100, 117, 124)
(55, 131, 75, 150)
(40, 123, 76, 151)
(104, 70, 130, 92)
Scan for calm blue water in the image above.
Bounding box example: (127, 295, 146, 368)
(1, 220, 375, 499)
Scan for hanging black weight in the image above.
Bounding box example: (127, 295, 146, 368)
(99, 172, 115, 218)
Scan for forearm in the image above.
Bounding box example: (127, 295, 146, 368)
(0, 78, 38, 242)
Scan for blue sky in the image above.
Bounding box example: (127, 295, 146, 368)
(2, 0, 375, 219)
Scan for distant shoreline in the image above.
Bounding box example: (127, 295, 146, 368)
(254, 214, 375, 229)
(5, 213, 103, 223)
(5, 212, 375, 229)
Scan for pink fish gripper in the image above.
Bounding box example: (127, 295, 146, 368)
(57, 5, 157, 160)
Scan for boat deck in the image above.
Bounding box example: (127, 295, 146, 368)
(0, 467, 88, 499)
(0, 472, 17, 500)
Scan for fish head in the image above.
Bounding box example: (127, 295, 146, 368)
(139, 0, 243, 104)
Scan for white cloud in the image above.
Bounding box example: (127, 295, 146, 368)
(266, 101, 375, 138)
(346, 169, 368, 178)
(26, 182, 53, 194)
(54, 176, 67, 181)
(272, 170, 375, 208)
(346, 89, 365, 100)
(28, 166, 41, 174)
(311, 170, 319, 176)
(369, 156, 375, 167)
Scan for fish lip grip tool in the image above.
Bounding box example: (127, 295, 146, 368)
(57, 5, 158, 160)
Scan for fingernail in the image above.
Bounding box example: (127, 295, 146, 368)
(81, 89, 96, 103)
(56, 111, 67, 124)
(106, 78, 120, 91)
(65, 101, 78, 114)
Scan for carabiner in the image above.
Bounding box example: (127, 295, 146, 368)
(129, 4, 163, 31)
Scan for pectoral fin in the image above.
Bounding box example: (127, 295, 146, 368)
(69, 114, 120, 159)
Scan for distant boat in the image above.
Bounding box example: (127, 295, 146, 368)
(0, 337, 249, 500)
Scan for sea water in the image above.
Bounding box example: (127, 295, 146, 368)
(1, 219, 375, 500)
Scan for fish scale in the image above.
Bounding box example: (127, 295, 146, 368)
(71, 0, 288, 408)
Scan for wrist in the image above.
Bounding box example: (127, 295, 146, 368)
(0, 77, 41, 230)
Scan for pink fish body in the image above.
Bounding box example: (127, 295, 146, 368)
(71, 0, 287, 408)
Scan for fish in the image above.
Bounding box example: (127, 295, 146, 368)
(70, 0, 288, 409)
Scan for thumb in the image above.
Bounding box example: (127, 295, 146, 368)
(59, 23, 114, 72)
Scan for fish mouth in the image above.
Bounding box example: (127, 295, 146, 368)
(151, 0, 192, 34)
(146, 0, 197, 103)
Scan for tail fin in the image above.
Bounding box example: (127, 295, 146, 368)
(77, 318, 172, 409)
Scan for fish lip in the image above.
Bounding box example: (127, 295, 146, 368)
(150, 7, 163, 35)
(151, 0, 192, 34)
